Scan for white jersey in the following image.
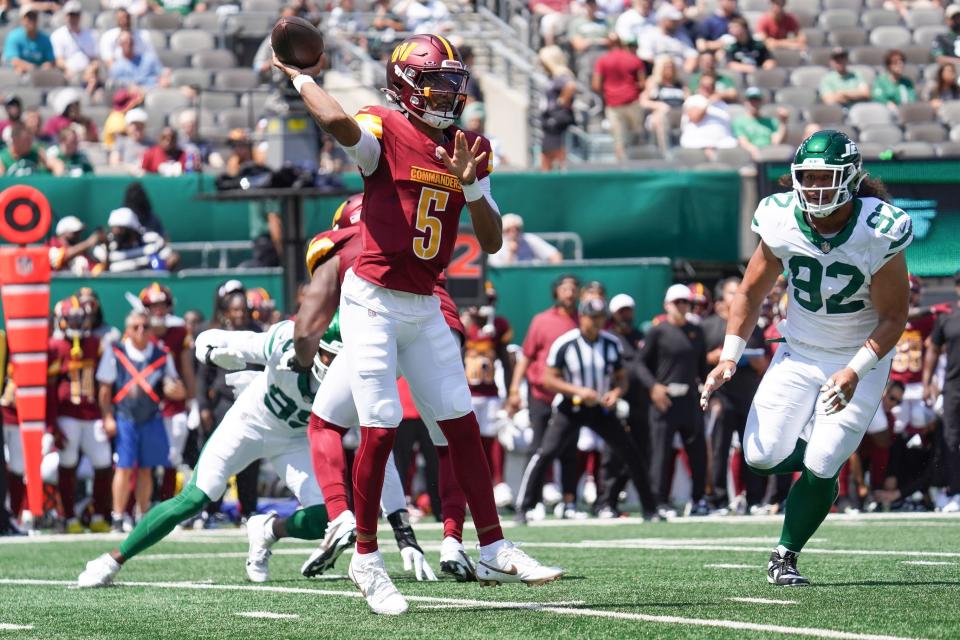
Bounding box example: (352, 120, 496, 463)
(195, 321, 317, 433)
(752, 191, 913, 356)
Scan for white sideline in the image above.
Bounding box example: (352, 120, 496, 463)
(0, 623, 33, 630)
(705, 563, 760, 569)
(900, 561, 957, 566)
(235, 612, 299, 620)
(728, 597, 798, 605)
(0, 579, 925, 640)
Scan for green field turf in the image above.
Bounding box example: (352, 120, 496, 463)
(1, 513, 959, 640)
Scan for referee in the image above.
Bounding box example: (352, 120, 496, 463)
(515, 298, 655, 521)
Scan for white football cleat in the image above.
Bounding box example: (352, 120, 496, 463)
(348, 550, 409, 615)
(77, 553, 121, 588)
(302, 510, 356, 577)
(541, 482, 562, 507)
(477, 540, 563, 587)
(439, 536, 477, 582)
(942, 494, 960, 513)
(493, 482, 514, 509)
(245, 513, 276, 583)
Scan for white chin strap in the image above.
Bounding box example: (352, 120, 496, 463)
(407, 107, 455, 130)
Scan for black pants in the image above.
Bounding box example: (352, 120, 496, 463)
(940, 388, 960, 494)
(202, 401, 261, 519)
(888, 435, 935, 497)
(648, 394, 707, 505)
(599, 406, 655, 512)
(0, 422, 12, 530)
(709, 398, 766, 508)
(392, 418, 440, 519)
(518, 405, 654, 512)
(527, 395, 579, 499)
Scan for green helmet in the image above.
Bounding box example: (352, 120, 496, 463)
(791, 129, 864, 218)
(312, 310, 343, 384)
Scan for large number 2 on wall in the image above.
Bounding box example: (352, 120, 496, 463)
(413, 187, 449, 261)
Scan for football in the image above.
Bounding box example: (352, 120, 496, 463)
(271, 16, 324, 69)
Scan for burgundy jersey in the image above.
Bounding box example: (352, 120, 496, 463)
(307, 224, 463, 336)
(891, 313, 936, 385)
(351, 105, 493, 295)
(152, 322, 192, 417)
(49, 335, 103, 421)
(464, 316, 512, 397)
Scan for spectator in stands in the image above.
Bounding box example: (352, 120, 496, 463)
(872, 49, 916, 109)
(462, 102, 507, 168)
(679, 94, 736, 160)
(142, 127, 198, 176)
(696, 0, 739, 52)
(369, 0, 405, 59)
(42, 88, 99, 143)
(567, 0, 611, 56)
(934, 5, 960, 65)
(47, 128, 94, 176)
(102, 87, 143, 148)
(820, 48, 871, 106)
(615, 0, 656, 47)
(488, 213, 563, 267)
(99, 8, 156, 67)
(51, 2, 100, 93)
(104, 0, 150, 17)
(0, 122, 49, 175)
(539, 45, 577, 171)
(175, 109, 211, 165)
(3, 6, 55, 74)
(530, 0, 573, 46)
(638, 3, 697, 72)
(640, 54, 686, 151)
(48, 216, 105, 274)
(123, 181, 168, 237)
(593, 33, 646, 161)
(459, 45, 484, 103)
(926, 62, 960, 109)
(722, 16, 775, 73)
(756, 0, 805, 50)
(109, 31, 165, 88)
(694, 73, 729, 107)
(733, 86, 787, 160)
(22, 108, 47, 145)
(328, 0, 363, 40)
(398, 0, 453, 34)
(93, 206, 174, 272)
(0, 96, 22, 141)
(150, 0, 207, 16)
(109, 108, 150, 174)
(687, 51, 738, 102)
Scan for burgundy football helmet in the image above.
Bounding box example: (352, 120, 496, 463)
(331, 193, 363, 230)
(383, 34, 469, 129)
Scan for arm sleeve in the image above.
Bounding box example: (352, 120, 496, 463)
(342, 124, 381, 176)
(522, 317, 541, 360)
(194, 328, 273, 367)
(476, 175, 500, 215)
(95, 349, 117, 385)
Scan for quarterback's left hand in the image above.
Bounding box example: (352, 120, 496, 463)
(437, 130, 487, 186)
(820, 368, 860, 416)
(400, 545, 438, 581)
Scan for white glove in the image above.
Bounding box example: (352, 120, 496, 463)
(187, 398, 201, 431)
(400, 546, 437, 581)
(208, 347, 246, 371)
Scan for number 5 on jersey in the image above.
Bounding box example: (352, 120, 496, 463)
(414, 187, 448, 261)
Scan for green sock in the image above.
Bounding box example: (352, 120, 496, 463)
(119, 484, 210, 560)
(283, 504, 329, 540)
(748, 439, 808, 477)
(778, 466, 839, 553)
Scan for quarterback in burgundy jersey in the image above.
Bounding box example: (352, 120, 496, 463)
(277, 35, 561, 613)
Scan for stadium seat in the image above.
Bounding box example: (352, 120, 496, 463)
(170, 29, 216, 53)
(849, 64, 876, 84)
(750, 68, 789, 89)
(898, 102, 936, 124)
(30, 68, 66, 87)
(807, 103, 846, 125)
(849, 102, 895, 127)
(951, 124, 960, 142)
(823, 0, 861, 10)
(807, 46, 834, 65)
(869, 25, 912, 48)
(786, 0, 821, 15)
(861, 9, 901, 28)
(145, 88, 192, 113)
(755, 144, 795, 161)
(913, 25, 948, 45)
(714, 146, 754, 167)
(10, 87, 43, 108)
(859, 124, 903, 144)
(905, 7, 944, 29)
(46, 87, 92, 108)
(901, 45, 932, 64)
(184, 12, 221, 30)
(776, 86, 817, 108)
(192, 50, 238, 70)
(892, 141, 935, 157)
(857, 141, 888, 158)
(158, 49, 191, 69)
(827, 28, 867, 47)
(213, 69, 261, 90)
(171, 69, 213, 89)
(900, 63, 921, 84)
(792, 10, 818, 28)
(144, 29, 168, 50)
(95, 12, 117, 30)
(240, 91, 270, 114)
(849, 46, 886, 66)
(761, 102, 799, 122)
(226, 13, 274, 37)
(0, 68, 20, 87)
(905, 122, 947, 142)
(242, 0, 285, 11)
(939, 101, 960, 126)
(803, 27, 826, 46)
(791, 66, 829, 90)
(145, 109, 166, 138)
(819, 9, 859, 29)
(79, 0, 99, 10)
(741, 0, 769, 11)
(772, 48, 806, 67)
(935, 141, 960, 156)
(197, 92, 239, 109)
(217, 107, 254, 130)
(625, 145, 664, 160)
(670, 148, 710, 165)
(141, 12, 182, 31)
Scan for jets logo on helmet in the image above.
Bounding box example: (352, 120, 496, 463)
(791, 129, 865, 218)
(331, 193, 363, 230)
(383, 34, 469, 129)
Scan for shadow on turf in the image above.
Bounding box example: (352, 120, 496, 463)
(814, 580, 960, 587)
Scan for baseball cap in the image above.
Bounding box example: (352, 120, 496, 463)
(579, 297, 608, 318)
(19, 4, 38, 17)
(947, 4, 960, 18)
(108, 207, 139, 230)
(664, 283, 692, 304)
(683, 94, 709, 110)
(55, 216, 85, 236)
(656, 3, 683, 21)
(609, 293, 635, 314)
(62, 0, 83, 13)
(745, 86, 764, 100)
(4, 95, 21, 107)
(125, 108, 148, 125)
(830, 47, 849, 60)
(52, 88, 82, 117)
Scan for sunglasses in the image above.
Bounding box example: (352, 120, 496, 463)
(128, 324, 147, 331)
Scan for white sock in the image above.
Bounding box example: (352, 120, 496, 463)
(480, 539, 508, 560)
(263, 518, 278, 544)
(102, 554, 121, 570)
(776, 544, 796, 556)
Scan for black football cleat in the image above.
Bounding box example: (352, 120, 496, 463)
(767, 549, 811, 586)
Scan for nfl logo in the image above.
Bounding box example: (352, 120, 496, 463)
(15, 256, 33, 276)
(820, 241, 831, 254)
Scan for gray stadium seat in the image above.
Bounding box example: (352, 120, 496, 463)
(901, 45, 932, 64)
(184, 12, 221, 30)
(170, 29, 215, 53)
(141, 12, 182, 31)
(95, 12, 117, 30)
(898, 102, 936, 124)
(861, 9, 901, 28)
(197, 92, 239, 109)
(670, 148, 710, 165)
(144, 29, 168, 50)
(857, 142, 888, 158)
(905, 122, 947, 142)
(939, 101, 960, 126)
(849, 102, 895, 127)
(240, 91, 270, 114)
(792, 10, 817, 28)
(213, 69, 261, 90)
(226, 13, 274, 37)
(9, 87, 43, 108)
(626, 145, 664, 161)
(741, 0, 769, 11)
(827, 29, 867, 47)
(715, 146, 754, 167)
(79, 0, 99, 10)
(849, 46, 886, 66)
(849, 64, 876, 84)
(171, 69, 213, 89)
(819, 9, 858, 29)
(30, 68, 66, 87)
(892, 141, 935, 157)
(144, 88, 191, 113)
(935, 141, 960, 157)
(869, 25, 912, 48)
(0, 68, 19, 87)
(242, 0, 285, 11)
(755, 144, 795, 161)
(217, 107, 253, 130)
(859, 124, 903, 144)
(802, 27, 826, 46)
(192, 50, 238, 69)
(905, 7, 944, 29)
(157, 49, 190, 68)
(913, 25, 948, 45)
(46, 87, 92, 108)
(824, 0, 861, 10)
(808, 46, 835, 65)
(951, 124, 960, 142)
(786, 0, 820, 14)
(761, 102, 799, 122)
(807, 103, 846, 125)
(772, 48, 806, 67)
(791, 65, 829, 89)
(776, 86, 817, 108)
(750, 68, 789, 89)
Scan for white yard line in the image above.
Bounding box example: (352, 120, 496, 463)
(0, 624, 33, 631)
(705, 563, 761, 569)
(900, 561, 957, 566)
(234, 612, 299, 620)
(728, 597, 798, 605)
(0, 579, 925, 640)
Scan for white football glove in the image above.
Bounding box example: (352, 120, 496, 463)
(186, 398, 201, 431)
(207, 347, 246, 371)
(400, 546, 438, 581)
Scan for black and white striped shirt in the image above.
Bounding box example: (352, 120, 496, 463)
(546, 328, 623, 403)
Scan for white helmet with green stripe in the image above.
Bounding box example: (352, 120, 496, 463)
(313, 310, 343, 384)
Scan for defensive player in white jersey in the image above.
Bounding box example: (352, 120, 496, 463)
(701, 130, 911, 586)
(77, 317, 434, 587)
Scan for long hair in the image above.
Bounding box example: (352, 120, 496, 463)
(123, 182, 153, 224)
(776, 172, 892, 202)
